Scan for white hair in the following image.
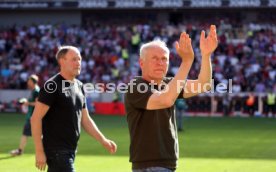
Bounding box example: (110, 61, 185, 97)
(139, 40, 170, 60)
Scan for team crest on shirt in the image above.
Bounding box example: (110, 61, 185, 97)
(62, 87, 71, 97)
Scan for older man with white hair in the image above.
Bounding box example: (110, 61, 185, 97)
(125, 25, 218, 172)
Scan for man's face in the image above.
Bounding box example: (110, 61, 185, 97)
(60, 49, 82, 77)
(140, 46, 169, 81)
(27, 79, 35, 90)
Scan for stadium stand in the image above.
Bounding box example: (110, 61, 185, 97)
(0, 0, 275, 116)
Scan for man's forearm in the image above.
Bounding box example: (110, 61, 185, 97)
(28, 102, 36, 107)
(159, 60, 193, 104)
(31, 117, 44, 153)
(82, 116, 106, 144)
(198, 55, 212, 84)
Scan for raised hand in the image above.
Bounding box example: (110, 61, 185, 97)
(175, 32, 194, 62)
(200, 25, 218, 57)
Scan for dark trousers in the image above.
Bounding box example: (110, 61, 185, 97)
(46, 150, 76, 172)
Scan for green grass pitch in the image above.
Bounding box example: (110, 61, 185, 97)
(0, 113, 275, 172)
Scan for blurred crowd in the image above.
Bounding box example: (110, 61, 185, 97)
(0, 17, 275, 93)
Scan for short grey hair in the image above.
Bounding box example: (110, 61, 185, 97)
(55, 45, 80, 61)
(139, 40, 170, 60)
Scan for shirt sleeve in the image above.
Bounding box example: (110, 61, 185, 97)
(38, 86, 56, 107)
(165, 77, 185, 99)
(126, 83, 153, 109)
(177, 89, 184, 99)
(33, 89, 40, 100)
(81, 86, 87, 109)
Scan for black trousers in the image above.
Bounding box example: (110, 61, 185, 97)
(45, 150, 76, 172)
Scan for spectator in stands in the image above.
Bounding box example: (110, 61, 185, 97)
(233, 94, 243, 116)
(175, 99, 188, 131)
(10, 74, 40, 156)
(222, 93, 231, 116)
(246, 92, 256, 117)
(267, 90, 275, 117)
(1, 18, 275, 93)
(0, 101, 4, 112)
(0, 15, 275, 116)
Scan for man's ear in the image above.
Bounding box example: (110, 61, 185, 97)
(139, 58, 144, 68)
(59, 58, 64, 66)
